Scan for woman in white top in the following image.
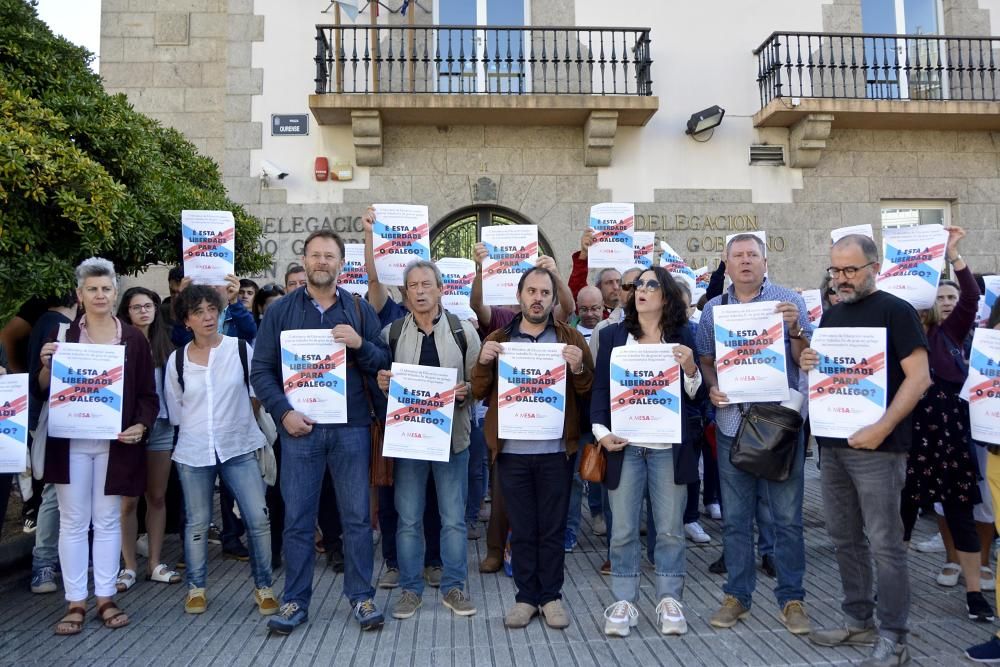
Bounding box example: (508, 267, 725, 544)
(164, 285, 277, 617)
(590, 266, 705, 638)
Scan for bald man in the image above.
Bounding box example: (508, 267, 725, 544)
(575, 286, 604, 342)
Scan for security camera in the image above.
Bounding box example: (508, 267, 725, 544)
(261, 160, 289, 180)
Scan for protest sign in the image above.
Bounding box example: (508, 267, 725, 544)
(802, 289, 824, 325)
(967, 328, 1000, 445)
(48, 344, 125, 440)
(633, 232, 655, 269)
(0, 374, 29, 473)
(713, 301, 789, 403)
(808, 328, 887, 439)
(831, 224, 874, 244)
(497, 343, 566, 440)
(436, 258, 477, 321)
(876, 224, 947, 309)
(382, 363, 458, 462)
(337, 243, 368, 296)
(182, 210, 235, 285)
(280, 331, 347, 423)
(481, 225, 538, 305)
(372, 204, 430, 286)
(609, 345, 682, 443)
(588, 203, 635, 269)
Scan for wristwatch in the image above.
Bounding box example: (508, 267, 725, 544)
(948, 254, 963, 264)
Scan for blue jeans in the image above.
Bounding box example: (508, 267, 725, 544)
(608, 446, 686, 602)
(717, 430, 805, 609)
(756, 482, 775, 557)
(395, 448, 469, 595)
(281, 425, 374, 608)
(32, 483, 60, 570)
(176, 452, 271, 590)
(465, 419, 487, 524)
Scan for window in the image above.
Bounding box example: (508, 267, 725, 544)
(431, 205, 553, 260)
(879, 200, 950, 229)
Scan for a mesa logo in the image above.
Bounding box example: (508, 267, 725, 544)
(629, 415, 654, 421)
(514, 412, 537, 419)
(402, 432, 423, 439)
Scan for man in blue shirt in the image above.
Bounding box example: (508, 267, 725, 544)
(251, 230, 391, 634)
(696, 234, 812, 636)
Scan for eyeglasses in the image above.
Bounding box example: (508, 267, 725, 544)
(826, 262, 875, 279)
(578, 306, 603, 314)
(621, 283, 635, 291)
(633, 279, 662, 292)
(128, 303, 156, 312)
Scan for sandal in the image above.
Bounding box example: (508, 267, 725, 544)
(97, 600, 130, 629)
(146, 563, 182, 584)
(54, 606, 86, 635)
(116, 568, 137, 592)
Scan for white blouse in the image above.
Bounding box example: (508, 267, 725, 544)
(165, 336, 265, 467)
(592, 334, 703, 450)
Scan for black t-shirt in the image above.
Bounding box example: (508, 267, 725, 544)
(814, 290, 927, 453)
(27, 310, 73, 430)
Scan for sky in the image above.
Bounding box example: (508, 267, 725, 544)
(35, 0, 102, 71)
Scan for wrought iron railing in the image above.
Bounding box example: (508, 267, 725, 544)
(754, 31, 1000, 108)
(314, 24, 653, 96)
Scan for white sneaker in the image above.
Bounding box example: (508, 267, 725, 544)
(982, 566, 996, 592)
(656, 597, 688, 635)
(937, 562, 961, 587)
(592, 514, 607, 537)
(603, 600, 639, 637)
(707, 503, 722, 520)
(914, 532, 945, 553)
(136, 533, 149, 559)
(684, 522, 711, 544)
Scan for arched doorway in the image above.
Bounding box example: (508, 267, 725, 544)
(430, 205, 554, 260)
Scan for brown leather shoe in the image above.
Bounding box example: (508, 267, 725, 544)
(479, 553, 503, 573)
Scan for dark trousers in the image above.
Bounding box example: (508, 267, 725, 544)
(485, 459, 509, 559)
(378, 476, 441, 569)
(318, 469, 343, 552)
(703, 442, 721, 507)
(901, 496, 979, 553)
(0, 473, 12, 540)
(498, 452, 572, 606)
(267, 441, 285, 559)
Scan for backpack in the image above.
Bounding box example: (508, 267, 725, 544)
(388, 310, 468, 366)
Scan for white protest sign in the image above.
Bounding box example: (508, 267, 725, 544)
(481, 225, 538, 305)
(280, 330, 347, 423)
(497, 343, 566, 440)
(436, 258, 477, 321)
(182, 210, 235, 286)
(372, 204, 430, 286)
(808, 328, 887, 439)
(588, 203, 635, 269)
(382, 363, 458, 462)
(876, 224, 947, 310)
(633, 231, 655, 269)
(968, 328, 1000, 445)
(713, 301, 789, 403)
(337, 243, 369, 296)
(831, 224, 874, 244)
(609, 345, 682, 443)
(802, 289, 824, 325)
(48, 344, 125, 440)
(984, 276, 1000, 317)
(0, 374, 29, 473)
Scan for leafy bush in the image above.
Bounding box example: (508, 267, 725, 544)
(0, 0, 268, 323)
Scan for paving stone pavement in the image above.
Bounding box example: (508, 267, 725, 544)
(0, 462, 993, 666)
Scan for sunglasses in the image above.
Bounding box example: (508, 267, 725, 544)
(621, 283, 635, 291)
(633, 279, 662, 292)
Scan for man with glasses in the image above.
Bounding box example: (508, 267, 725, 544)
(800, 234, 930, 667)
(573, 286, 604, 343)
(696, 233, 813, 636)
(251, 230, 391, 634)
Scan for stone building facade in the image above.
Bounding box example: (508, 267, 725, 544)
(101, 0, 1000, 292)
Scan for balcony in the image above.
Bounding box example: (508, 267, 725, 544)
(752, 31, 1000, 166)
(308, 24, 659, 167)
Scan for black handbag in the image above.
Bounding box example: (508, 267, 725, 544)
(730, 403, 803, 482)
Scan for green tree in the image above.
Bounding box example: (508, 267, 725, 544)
(0, 0, 269, 323)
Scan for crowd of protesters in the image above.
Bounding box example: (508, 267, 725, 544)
(2, 213, 1000, 667)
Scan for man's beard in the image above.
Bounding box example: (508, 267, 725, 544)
(523, 307, 550, 324)
(307, 268, 336, 288)
(837, 273, 876, 304)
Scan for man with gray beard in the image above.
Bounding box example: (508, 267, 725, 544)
(800, 234, 931, 667)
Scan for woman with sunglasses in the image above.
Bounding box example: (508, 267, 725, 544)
(114, 288, 181, 591)
(591, 266, 706, 637)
